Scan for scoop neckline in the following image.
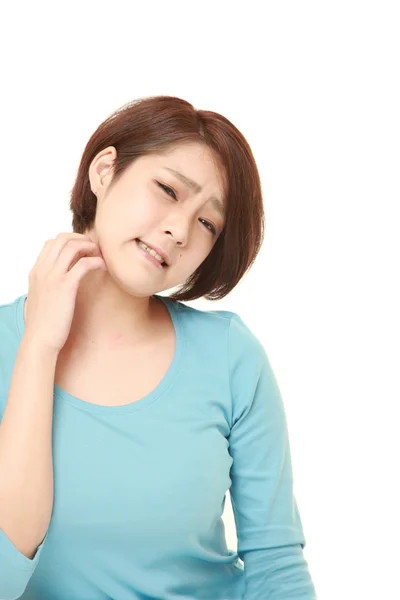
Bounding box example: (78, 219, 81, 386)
(15, 292, 186, 415)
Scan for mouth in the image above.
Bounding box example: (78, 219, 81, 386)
(135, 239, 169, 268)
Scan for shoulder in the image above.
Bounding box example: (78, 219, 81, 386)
(173, 299, 265, 365)
(0, 293, 25, 402)
(0, 293, 23, 342)
(171, 298, 236, 339)
(228, 312, 266, 359)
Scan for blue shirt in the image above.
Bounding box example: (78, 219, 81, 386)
(0, 293, 316, 599)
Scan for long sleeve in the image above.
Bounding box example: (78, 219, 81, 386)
(227, 314, 317, 599)
(0, 293, 315, 599)
(0, 528, 48, 600)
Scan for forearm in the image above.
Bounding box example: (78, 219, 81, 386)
(0, 336, 58, 559)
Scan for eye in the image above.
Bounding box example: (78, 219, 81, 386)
(157, 181, 217, 235)
(157, 182, 177, 200)
(199, 219, 217, 235)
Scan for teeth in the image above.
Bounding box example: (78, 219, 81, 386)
(137, 240, 165, 264)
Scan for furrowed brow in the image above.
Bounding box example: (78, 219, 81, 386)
(163, 167, 225, 219)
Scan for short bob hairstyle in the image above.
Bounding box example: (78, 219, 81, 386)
(69, 95, 265, 302)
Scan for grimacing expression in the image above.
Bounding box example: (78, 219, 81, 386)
(88, 142, 227, 297)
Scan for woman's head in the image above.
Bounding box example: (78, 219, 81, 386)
(70, 95, 264, 301)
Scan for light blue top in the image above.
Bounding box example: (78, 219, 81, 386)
(0, 293, 316, 599)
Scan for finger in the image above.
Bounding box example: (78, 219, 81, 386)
(57, 241, 103, 274)
(67, 256, 107, 284)
(43, 233, 93, 267)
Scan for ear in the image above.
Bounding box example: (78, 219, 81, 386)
(89, 146, 117, 197)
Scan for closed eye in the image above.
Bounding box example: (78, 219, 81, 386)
(156, 181, 217, 235)
(157, 182, 177, 199)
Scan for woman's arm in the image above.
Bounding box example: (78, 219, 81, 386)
(0, 335, 57, 560)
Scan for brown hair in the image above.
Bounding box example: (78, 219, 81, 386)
(69, 95, 265, 302)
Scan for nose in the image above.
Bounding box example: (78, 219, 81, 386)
(164, 214, 191, 247)
(165, 230, 186, 248)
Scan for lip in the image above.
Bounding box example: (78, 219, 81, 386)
(135, 240, 164, 270)
(136, 239, 171, 266)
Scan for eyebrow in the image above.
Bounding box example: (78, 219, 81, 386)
(163, 167, 226, 219)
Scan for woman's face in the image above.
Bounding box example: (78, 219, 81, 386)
(87, 141, 226, 298)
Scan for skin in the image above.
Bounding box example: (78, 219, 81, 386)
(25, 141, 227, 353)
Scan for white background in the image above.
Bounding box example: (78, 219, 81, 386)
(1, 2, 399, 598)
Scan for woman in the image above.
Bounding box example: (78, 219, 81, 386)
(0, 96, 316, 599)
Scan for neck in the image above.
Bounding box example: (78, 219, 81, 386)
(68, 270, 161, 351)
(24, 269, 163, 354)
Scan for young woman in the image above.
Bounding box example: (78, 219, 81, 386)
(0, 96, 316, 599)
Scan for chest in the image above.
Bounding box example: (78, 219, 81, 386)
(54, 334, 176, 407)
(48, 390, 234, 572)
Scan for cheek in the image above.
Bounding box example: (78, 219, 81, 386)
(102, 194, 156, 235)
(131, 192, 162, 224)
(181, 246, 211, 273)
